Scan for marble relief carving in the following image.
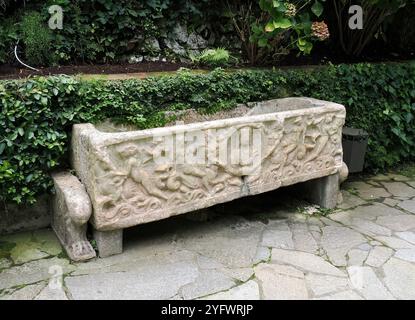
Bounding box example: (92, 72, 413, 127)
(79, 106, 345, 228)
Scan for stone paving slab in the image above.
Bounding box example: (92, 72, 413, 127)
(347, 249, 369, 266)
(66, 261, 200, 300)
(255, 263, 308, 300)
(1, 172, 415, 300)
(321, 226, 367, 267)
(337, 190, 367, 210)
(365, 246, 394, 268)
(381, 182, 414, 198)
(306, 274, 350, 296)
(34, 285, 68, 300)
(0, 283, 46, 300)
(343, 181, 391, 200)
(398, 200, 415, 214)
(382, 258, 415, 299)
(347, 266, 394, 300)
(315, 290, 364, 300)
(201, 280, 260, 300)
(0, 257, 75, 291)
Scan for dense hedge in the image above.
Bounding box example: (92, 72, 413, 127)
(1, 62, 415, 204)
(288, 62, 415, 170)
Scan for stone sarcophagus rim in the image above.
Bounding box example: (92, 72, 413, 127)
(52, 97, 347, 261)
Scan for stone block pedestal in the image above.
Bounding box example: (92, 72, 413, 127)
(301, 173, 340, 209)
(93, 229, 123, 258)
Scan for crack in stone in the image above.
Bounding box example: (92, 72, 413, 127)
(184, 273, 256, 300)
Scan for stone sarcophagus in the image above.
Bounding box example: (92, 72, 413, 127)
(52, 97, 347, 261)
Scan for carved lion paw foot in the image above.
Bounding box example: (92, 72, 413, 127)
(68, 240, 96, 262)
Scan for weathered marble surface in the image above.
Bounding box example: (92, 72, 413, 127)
(71, 97, 345, 233)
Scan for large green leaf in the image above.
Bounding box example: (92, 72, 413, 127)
(265, 21, 276, 32)
(311, 1, 324, 17)
(273, 18, 292, 29)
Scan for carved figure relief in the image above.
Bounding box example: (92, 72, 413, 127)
(87, 110, 345, 224)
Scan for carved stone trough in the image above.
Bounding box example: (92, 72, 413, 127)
(52, 97, 347, 261)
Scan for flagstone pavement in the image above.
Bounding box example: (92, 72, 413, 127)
(1, 171, 415, 300)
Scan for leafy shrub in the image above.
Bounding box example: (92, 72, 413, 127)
(0, 76, 81, 203)
(38, 0, 227, 64)
(0, 0, 226, 64)
(191, 48, 232, 67)
(287, 62, 415, 169)
(0, 62, 414, 204)
(48, 0, 152, 63)
(20, 11, 54, 66)
(226, 0, 328, 64)
(0, 18, 18, 64)
(252, 0, 328, 57)
(0, 0, 335, 66)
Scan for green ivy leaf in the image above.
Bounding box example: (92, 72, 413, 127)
(273, 18, 292, 29)
(41, 97, 48, 106)
(265, 21, 275, 32)
(297, 39, 313, 54)
(311, 1, 324, 17)
(25, 174, 33, 183)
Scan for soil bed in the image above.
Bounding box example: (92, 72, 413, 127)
(0, 44, 413, 80)
(0, 61, 189, 80)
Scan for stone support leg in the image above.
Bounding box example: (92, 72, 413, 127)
(51, 171, 96, 262)
(93, 229, 123, 258)
(302, 173, 340, 209)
